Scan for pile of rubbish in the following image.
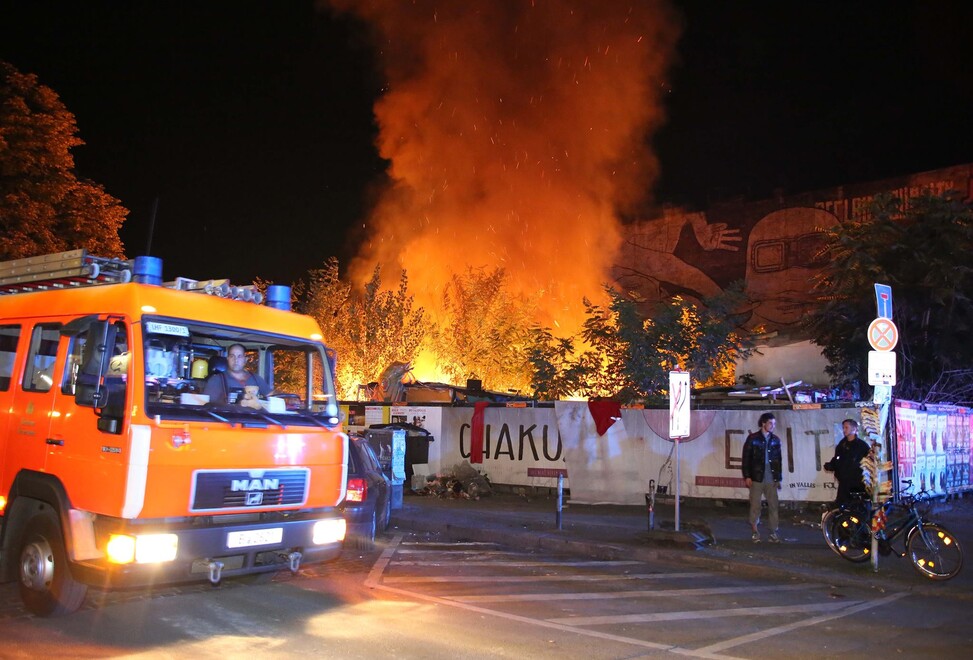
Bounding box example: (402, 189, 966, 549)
(412, 461, 492, 500)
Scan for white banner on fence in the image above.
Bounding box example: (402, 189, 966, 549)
(353, 402, 857, 505)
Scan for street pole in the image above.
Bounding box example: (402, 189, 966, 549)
(867, 283, 896, 573)
(674, 438, 681, 532)
(669, 369, 690, 534)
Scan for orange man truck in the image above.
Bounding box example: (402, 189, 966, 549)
(0, 251, 347, 615)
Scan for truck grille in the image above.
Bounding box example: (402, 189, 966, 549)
(190, 468, 309, 512)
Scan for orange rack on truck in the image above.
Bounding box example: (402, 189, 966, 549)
(0, 250, 347, 616)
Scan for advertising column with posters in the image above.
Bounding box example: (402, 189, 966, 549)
(894, 400, 971, 496)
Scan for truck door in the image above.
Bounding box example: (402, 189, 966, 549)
(45, 320, 131, 516)
(6, 323, 62, 477)
(0, 324, 24, 494)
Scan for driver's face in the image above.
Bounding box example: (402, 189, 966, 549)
(227, 347, 247, 372)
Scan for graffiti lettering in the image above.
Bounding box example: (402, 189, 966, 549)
(495, 424, 514, 460)
(459, 423, 470, 459)
(541, 425, 562, 461)
(725, 429, 745, 470)
(816, 180, 953, 223)
(458, 423, 562, 462)
(805, 428, 831, 470)
(519, 424, 540, 461)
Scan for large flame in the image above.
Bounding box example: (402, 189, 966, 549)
(325, 0, 680, 382)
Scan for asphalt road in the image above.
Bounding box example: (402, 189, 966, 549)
(0, 533, 969, 658)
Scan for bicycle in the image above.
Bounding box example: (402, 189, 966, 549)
(821, 481, 963, 580)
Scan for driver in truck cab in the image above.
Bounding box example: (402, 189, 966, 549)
(203, 343, 271, 407)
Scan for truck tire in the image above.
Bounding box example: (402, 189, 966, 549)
(18, 510, 88, 616)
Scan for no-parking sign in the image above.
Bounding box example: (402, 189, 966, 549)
(867, 317, 898, 352)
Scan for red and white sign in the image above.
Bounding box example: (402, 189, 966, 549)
(867, 317, 898, 351)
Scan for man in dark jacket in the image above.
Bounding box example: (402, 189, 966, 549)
(742, 412, 783, 543)
(824, 418, 871, 507)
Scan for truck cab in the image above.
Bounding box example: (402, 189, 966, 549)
(0, 251, 347, 615)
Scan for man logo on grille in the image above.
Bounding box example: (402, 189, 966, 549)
(246, 492, 264, 506)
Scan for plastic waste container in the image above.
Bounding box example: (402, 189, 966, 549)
(365, 423, 435, 507)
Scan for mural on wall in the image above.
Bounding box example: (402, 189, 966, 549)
(614, 164, 973, 335)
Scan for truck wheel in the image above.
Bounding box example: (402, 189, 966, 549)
(18, 511, 88, 616)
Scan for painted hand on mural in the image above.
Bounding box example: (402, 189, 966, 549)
(688, 213, 742, 252)
(618, 211, 740, 303)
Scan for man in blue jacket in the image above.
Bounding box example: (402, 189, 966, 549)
(742, 412, 783, 543)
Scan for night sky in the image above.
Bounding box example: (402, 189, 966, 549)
(2, 1, 971, 286)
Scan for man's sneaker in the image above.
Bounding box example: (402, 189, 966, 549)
(769, 532, 781, 543)
(752, 532, 761, 543)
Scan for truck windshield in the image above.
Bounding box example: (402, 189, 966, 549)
(141, 317, 339, 426)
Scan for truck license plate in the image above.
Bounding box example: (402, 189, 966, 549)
(227, 527, 283, 549)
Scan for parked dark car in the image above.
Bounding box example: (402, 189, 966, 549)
(340, 433, 392, 550)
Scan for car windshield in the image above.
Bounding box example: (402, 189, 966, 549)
(142, 317, 338, 427)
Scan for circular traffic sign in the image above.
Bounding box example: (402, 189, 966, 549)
(867, 317, 898, 351)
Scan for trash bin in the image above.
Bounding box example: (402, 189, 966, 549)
(364, 427, 407, 509)
(365, 423, 434, 505)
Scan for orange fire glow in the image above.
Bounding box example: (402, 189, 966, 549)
(326, 0, 681, 379)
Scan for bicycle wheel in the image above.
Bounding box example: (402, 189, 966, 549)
(822, 509, 846, 556)
(907, 523, 963, 580)
(825, 509, 871, 563)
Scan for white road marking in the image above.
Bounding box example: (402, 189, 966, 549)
(371, 535, 906, 657)
(449, 583, 811, 603)
(547, 601, 859, 626)
(370, 535, 673, 652)
(393, 548, 514, 555)
(365, 533, 403, 587)
(392, 559, 644, 568)
(382, 572, 709, 584)
(398, 541, 500, 547)
(673, 592, 908, 658)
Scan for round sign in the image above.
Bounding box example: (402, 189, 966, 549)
(867, 317, 898, 351)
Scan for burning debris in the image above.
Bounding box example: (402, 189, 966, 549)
(412, 461, 492, 500)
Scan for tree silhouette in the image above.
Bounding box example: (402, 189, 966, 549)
(0, 61, 127, 260)
(808, 191, 973, 404)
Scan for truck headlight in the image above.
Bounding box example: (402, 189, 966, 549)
(107, 533, 178, 564)
(312, 518, 346, 545)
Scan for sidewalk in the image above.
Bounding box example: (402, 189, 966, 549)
(388, 490, 973, 599)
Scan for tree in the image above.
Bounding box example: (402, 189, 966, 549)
(528, 283, 756, 402)
(0, 61, 126, 260)
(526, 327, 584, 400)
(572, 295, 633, 398)
(427, 267, 535, 393)
(297, 260, 425, 399)
(299, 257, 353, 351)
(808, 191, 973, 404)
